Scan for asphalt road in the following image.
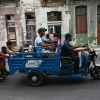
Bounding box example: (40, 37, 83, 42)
(0, 53, 100, 100)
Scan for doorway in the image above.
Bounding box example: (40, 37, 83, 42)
(48, 25, 61, 39)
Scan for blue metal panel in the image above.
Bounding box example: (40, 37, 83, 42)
(8, 51, 60, 75)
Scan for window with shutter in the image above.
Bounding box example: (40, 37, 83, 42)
(75, 6, 87, 34)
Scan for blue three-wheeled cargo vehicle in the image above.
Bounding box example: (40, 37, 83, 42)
(8, 40, 100, 86)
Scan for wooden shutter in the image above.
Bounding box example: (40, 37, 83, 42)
(75, 6, 87, 34)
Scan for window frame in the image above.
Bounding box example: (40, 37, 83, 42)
(75, 6, 87, 34)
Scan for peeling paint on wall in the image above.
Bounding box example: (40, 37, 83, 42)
(0, 32, 5, 41)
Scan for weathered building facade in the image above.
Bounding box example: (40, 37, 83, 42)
(68, 0, 100, 44)
(0, 0, 21, 47)
(0, 0, 69, 48)
(0, 0, 100, 49)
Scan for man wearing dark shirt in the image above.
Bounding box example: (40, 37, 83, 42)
(61, 33, 88, 72)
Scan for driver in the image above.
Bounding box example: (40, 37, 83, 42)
(61, 33, 88, 72)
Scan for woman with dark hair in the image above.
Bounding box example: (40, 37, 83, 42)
(53, 33, 61, 51)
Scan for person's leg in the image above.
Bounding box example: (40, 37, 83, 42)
(71, 56, 80, 71)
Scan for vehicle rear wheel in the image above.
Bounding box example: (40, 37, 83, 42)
(27, 71, 44, 87)
(90, 66, 100, 80)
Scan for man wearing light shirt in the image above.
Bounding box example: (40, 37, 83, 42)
(35, 27, 52, 53)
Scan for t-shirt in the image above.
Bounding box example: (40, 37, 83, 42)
(61, 41, 74, 57)
(35, 36, 44, 53)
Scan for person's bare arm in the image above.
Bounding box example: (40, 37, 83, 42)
(45, 39, 53, 44)
(73, 45, 80, 49)
(11, 48, 19, 52)
(40, 42, 52, 47)
(0, 54, 9, 58)
(74, 47, 89, 52)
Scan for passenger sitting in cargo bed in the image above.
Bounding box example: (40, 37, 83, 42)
(0, 46, 9, 79)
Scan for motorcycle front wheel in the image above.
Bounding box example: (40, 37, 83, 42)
(90, 66, 100, 80)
